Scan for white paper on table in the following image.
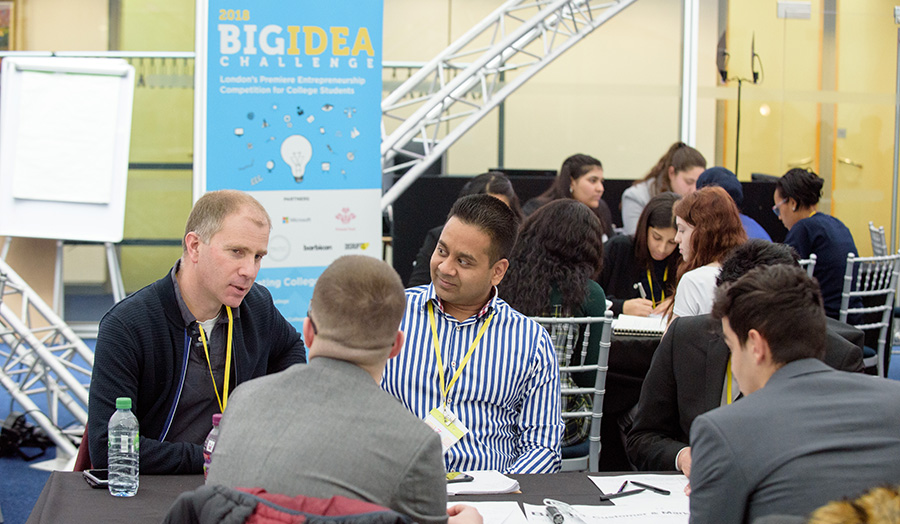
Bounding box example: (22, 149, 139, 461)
(447, 470, 520, 495)
(450, 501, 528, 524)
(588, 473, 689, 511)
(522, 502, 689, 524)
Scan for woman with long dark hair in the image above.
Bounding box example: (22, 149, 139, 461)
(599, 192, 681, 317)
(500, 199, 606, 446)
(522, 154, 614, 240)
(774, 168, 859, 318)
(670, 186, 746, 318)
(621, 142, 706, 235)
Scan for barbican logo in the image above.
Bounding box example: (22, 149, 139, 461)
(303, 244, 333, 251)
(336, 208, 356, 225)
(345, 242, 370, 250)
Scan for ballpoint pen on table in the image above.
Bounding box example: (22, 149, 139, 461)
(616, 481, 628, 493)
(626, 480, 671, 495)
(598, 488, 645, 501)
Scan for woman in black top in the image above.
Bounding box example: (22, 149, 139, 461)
(598, 192, 681, 316)
(522, 153, 614, 240)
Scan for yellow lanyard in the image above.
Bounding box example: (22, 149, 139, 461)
(197, 307, 234, 413)
(725, 357, 733, 406)
(427, 301, 494, 412)
(646, 266, 668, 308)
(809, 210, 817, 218)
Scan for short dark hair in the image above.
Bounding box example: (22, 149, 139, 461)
(448, 194, 520, 263)
(716, 239, 800, 286)
(713, 264, 826, 364)
(776, 168, 824, 208)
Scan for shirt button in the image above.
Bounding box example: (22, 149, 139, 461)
(452, 362, 457, 367)
(456, 326, 461, 331)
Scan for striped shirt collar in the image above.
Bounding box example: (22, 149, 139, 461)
(422, 283, 498, 321)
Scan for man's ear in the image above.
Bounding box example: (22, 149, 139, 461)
(302, 317, 315, 349)
(184, 232, 203, 263)
(746, 328, 771, 365)
(388, 331, 404, 360)
(490, 258, 509, 287)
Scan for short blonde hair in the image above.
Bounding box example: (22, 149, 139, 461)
(183, 190, 271, 251)
(309, 256, 406, 353)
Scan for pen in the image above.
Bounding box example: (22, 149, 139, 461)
(616, 481, 628, 493)
(628, 480, 670, 495)
(599, 488, 645, 501)
(633, 282, 648, 300)
(546, 505, 564, 524)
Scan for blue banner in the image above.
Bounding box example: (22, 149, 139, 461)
(198, 1, 383, 327)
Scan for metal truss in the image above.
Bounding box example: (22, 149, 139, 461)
(381, 0, 638, 210)
(0, 257, 93, 460)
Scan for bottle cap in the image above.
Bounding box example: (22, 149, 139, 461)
(212, 413, 222, 425)
(115, 397, 132, 410)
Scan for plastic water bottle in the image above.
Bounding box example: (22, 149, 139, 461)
(108, 397, 139, 497)
(203, 413, 222, 480)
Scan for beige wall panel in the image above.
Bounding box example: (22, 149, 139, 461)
(19, 0, 107, 51)
(383, 0, 451, 61)
(119, 1, 194, 51)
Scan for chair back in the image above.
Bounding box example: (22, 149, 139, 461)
(73, 425, 92, 471)
(869, 221, 888, 257)
(530, 311, 613, 473)
(799, 254, 817, 277)
(839, 251, 900, 376)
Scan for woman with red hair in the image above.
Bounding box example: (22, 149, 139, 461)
(671, 186, 747, 318)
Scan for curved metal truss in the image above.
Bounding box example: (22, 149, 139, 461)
(0, 258, 93, 460)
(381, 0, 637, 210)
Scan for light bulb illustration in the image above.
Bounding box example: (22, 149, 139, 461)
(280, 135, 313, 183)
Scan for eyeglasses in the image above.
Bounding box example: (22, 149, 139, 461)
(772, 198, 788, 217)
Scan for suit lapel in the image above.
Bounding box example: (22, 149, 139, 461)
(704, 321, 730, 410)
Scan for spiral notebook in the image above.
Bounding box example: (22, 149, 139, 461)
(612, 314, 666, 336)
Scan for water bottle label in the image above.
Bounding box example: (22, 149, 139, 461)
(109, 434, 139, 453)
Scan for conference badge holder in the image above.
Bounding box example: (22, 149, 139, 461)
(425, 406, 469, 453)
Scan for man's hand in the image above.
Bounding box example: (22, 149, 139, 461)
(448, 504, 483, 524)
(623, 298, 654, 316)
(676, 446, 692, 478)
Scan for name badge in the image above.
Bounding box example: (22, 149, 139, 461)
(425, 406, 470, 453)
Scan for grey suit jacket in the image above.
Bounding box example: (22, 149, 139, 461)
(626, 314, 864, 471)
(689, 359, 900, 524)
(207, 357, 448, 524)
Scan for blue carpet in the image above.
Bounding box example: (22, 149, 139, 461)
(0, 338, 96, 524)
(0, 450, 54, 524)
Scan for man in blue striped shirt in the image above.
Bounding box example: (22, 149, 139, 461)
(382, 194, 563, 474)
